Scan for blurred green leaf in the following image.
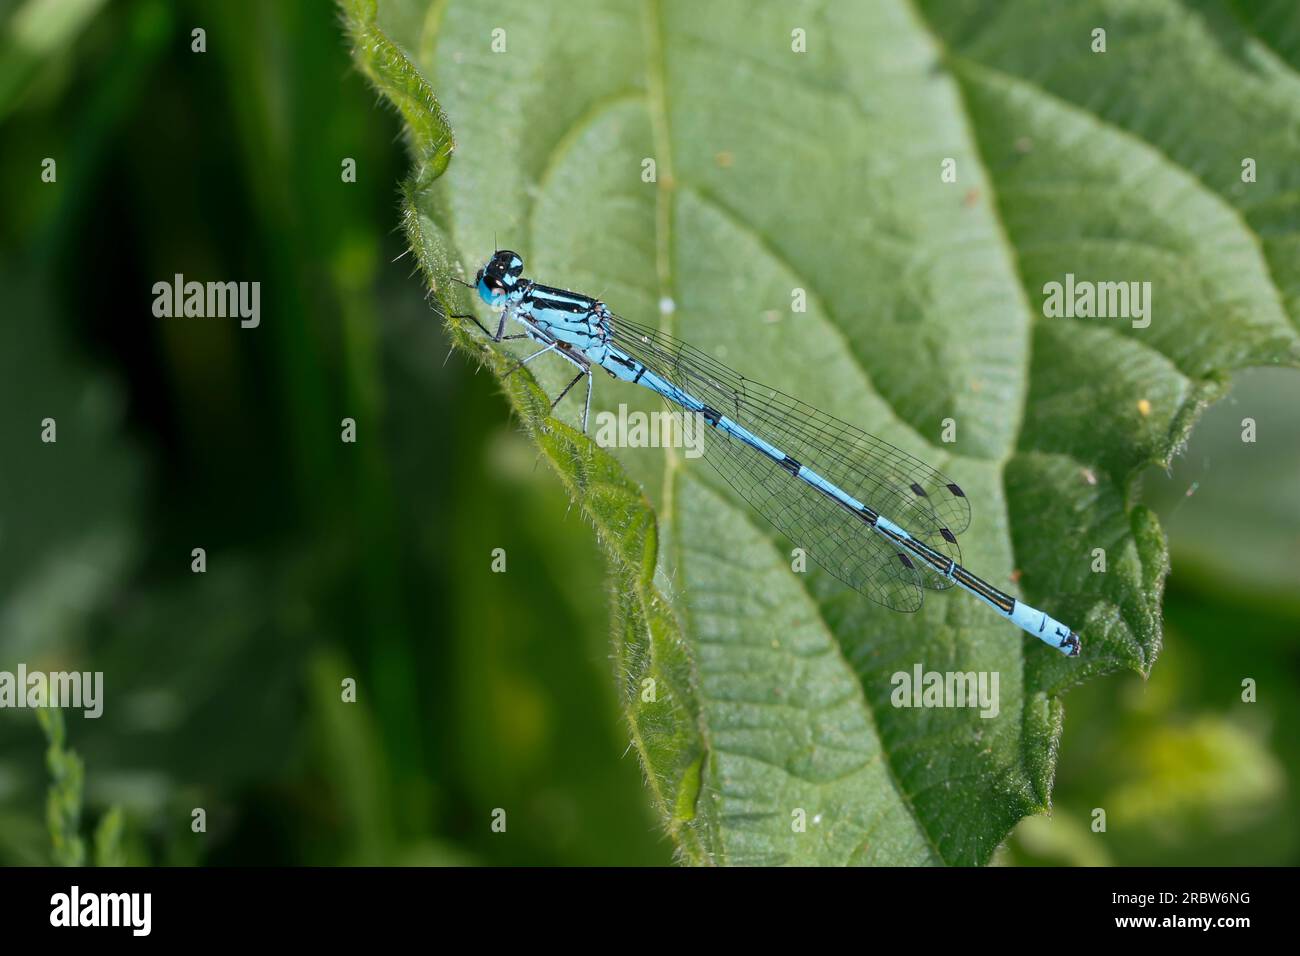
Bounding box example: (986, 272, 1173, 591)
(37, 708, 85, 866)
(346, 0, 1299, 864)
(1106, 716, 1283, 834)
(0, 0, 107, 119)
(1146, 367, 1300, 603)
(0, 270, 138, 665)
(997, 812, 1112, 868)
(93, 805, 126, 867)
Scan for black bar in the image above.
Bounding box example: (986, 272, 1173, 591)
(0, 866, 1282, 941)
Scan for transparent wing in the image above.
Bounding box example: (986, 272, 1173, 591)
(608, 316, 971, 535)
(689, 402, 924, 611)
(608, 315, 970, 599)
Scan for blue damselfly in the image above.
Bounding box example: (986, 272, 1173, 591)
(451, 250, 1080, 657)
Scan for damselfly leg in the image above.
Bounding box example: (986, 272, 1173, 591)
(550, 366, 593, 433)
(452, 311, 528, 343)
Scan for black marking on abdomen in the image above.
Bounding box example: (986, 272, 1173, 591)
(632, 364, 646, 383)
(780, 456, 801, 476)
(701, 405, 721, 426)
(951, 565, 1014, 614)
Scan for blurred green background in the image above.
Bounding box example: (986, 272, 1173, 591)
(0, 0, 1295, 866)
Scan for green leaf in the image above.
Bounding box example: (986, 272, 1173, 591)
(343, 0, 1300, 864)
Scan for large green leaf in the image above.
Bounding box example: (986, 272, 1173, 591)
(343, 0, 1300, 864)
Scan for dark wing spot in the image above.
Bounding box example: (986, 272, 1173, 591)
(897, 553, 915, 569)
(946, 483, 965, 497)
(940, 527, 957, 543)
(910, 482, 928, 497)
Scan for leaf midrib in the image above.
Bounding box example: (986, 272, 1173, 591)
(640, 0, 1036, 865)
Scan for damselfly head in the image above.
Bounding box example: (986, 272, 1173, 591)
(476, 249, 525, 307)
